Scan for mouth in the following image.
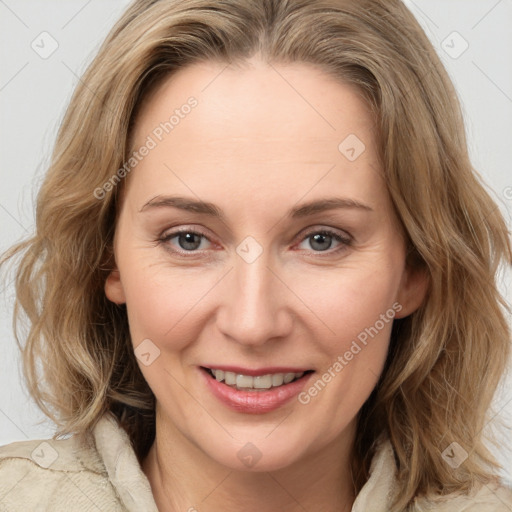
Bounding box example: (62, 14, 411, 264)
(201, 366, 315, 392)
(201, 366, 313, 392)
(200, 365, 315, 413)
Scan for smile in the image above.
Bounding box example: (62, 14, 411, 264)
(204, 367, 311, 391)
(200, 366, 315, 414)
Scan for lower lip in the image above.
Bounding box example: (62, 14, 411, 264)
(201, 368, 314, 414)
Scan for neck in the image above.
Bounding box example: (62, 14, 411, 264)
(142, 408, 357, 512)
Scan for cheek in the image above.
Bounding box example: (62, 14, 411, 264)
(293, 261, 402, 426)
(291, 260, 403, 351)
(295, 280, 397, 444)
(119, 254, 222, 349)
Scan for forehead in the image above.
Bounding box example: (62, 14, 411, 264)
(126, 57, 385, 212)
(133, 57, 377, 152)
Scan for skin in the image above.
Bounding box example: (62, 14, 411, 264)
(105, 56, 428, 512)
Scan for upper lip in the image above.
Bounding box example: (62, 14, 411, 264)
(201, 365, 313, 376)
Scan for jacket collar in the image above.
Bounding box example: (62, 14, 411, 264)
(93, 413, 398, 511)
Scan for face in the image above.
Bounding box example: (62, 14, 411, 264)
(105, 56, 427, 472)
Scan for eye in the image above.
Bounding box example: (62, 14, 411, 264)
(157, 226, 352, 257)
(158, 228, 213, 254)
(296, 228, 352, 254)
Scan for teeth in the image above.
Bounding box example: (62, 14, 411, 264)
(211, 369, 305, 391)
(284, 373, 296, 384)
(254, 375, 272, 389)
(236, 374, 253, 388)
(272, 373, 284, 387)
(224, 371, 236, 385)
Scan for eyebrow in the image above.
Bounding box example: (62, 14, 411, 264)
(139, 195, 373, 220)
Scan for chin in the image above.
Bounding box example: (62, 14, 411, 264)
(193, 427, 316, 473)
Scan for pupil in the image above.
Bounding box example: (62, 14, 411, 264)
(179, 233, 201, 250)
(311, 233, 331, 251)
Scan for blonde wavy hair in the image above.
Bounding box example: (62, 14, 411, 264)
(2, 0, 511, 509)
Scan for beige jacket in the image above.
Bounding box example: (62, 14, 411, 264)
(0, 412, 511, 511)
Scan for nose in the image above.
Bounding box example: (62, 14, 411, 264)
(216, 247, 293, 347)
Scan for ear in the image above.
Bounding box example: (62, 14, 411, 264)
(105, 267, 126, 305)
(394, 264, 429, 319)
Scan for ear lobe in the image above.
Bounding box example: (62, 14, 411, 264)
(105, 268, 126, 305)
(394, 265, 429, 319)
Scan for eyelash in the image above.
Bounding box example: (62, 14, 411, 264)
(157, 226, 352, 258)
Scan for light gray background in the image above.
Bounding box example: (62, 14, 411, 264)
(1, 0, 511, 484)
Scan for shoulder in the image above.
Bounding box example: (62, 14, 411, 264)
(357, 436, 512, 512)
(413, 480, 512, 511)
(0, 430, 124, 511)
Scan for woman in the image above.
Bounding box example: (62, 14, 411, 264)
(1, 0, 511, 510)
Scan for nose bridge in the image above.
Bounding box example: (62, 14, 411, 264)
(217, 240, 291, 345)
